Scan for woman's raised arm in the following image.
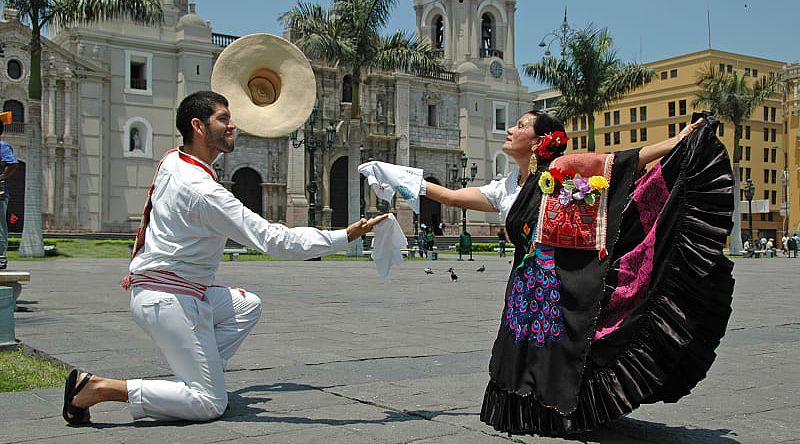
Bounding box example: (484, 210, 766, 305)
(638, 118, 704, 168)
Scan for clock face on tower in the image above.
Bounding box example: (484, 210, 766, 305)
(490, 60, 503, 78)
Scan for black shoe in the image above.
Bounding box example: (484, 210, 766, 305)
(0, 262, 6, 270)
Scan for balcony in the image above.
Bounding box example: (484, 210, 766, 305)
(212, 33, 239, 48)
(479, 48, 504, 59)
(4, 122, 25, 134)
(408, 68, 458, 83)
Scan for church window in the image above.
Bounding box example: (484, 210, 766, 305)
(125, 50, 152, 95)
(434, 15, 444, 49)
(341, 75, 352, 103)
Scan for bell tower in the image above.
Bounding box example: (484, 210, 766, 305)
(413, 0, 517, 80)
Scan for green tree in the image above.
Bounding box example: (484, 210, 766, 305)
(2, 0, 162, 256)
(280, 0, 443, 120)
(693, 65, 779, 255)
(524, 26, 653, 152)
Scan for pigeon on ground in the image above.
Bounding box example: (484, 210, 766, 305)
(424, 267, 434, 275)
(476, 264, 485, 272)
(449, 269, 458, 282)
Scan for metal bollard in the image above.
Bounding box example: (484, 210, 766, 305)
(0, 286, 15, 346)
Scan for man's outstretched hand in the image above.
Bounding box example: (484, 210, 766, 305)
(346, 214, 390, 242)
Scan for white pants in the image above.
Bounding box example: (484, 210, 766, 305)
(127, 285, 262, 421)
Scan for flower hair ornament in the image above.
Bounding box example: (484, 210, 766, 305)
(534, 131, 570, 160)
(529, 130, 570, 174)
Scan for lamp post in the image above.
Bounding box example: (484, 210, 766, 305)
(290, 108, 336, 227)
(744, 178, 756, 247)
(537, 7, 572, 58)
(450, 153, 478, 260)
(776, 145, 790, 239)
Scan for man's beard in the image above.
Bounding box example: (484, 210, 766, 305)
(210, 128, 235, 153)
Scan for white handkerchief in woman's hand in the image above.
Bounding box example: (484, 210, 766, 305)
(357, 161, 425, 213)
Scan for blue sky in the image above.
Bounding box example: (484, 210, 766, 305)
(195, 0, 798, 91)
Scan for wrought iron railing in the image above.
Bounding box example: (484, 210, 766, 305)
(5, 122, 24, 134)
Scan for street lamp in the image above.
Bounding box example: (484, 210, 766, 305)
(743, 178, 756, 247)
(450, 153, 478, 260)
(290, 108, 337, 227)
(775, 145, 790, 239)
(537, 7, 572, 58)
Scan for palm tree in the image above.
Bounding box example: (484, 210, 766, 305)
(279, 0, 443, 120)
(280, 0, 443, 256)
(524, 25, 653, 152)
(1, 0, 162, 256)
(693, 65, 779, 255)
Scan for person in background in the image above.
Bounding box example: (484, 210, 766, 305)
(497, 227, 507, 257)
(0, 112, 19, 270)
(417, 224, 428, 258)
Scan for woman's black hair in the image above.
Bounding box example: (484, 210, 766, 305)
(528, 109, 568, 158)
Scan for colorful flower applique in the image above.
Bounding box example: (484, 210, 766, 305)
(538, 167, 609, 207)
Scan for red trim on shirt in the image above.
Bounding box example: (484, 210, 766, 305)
(178, 151, 217, 180)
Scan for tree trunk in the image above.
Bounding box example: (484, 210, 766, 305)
(351, 79, 361, 120)
(20, 24, 44, 257)
(587, 114, 596, 152)
(19, 100, 44, 257)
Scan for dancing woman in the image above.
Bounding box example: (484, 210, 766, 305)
(362, 109, 734, 435)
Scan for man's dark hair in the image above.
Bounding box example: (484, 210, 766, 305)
(176, 91, 229, 144)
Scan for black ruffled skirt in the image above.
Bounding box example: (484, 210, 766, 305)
(480, 122, 735, 436)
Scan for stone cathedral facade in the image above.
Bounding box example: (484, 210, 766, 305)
(0, 0, 531, 237)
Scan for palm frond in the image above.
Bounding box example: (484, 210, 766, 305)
(51, 0, 163, 27)
(373, 30, 444, 75)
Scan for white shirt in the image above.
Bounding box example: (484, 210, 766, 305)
(130, 149, 348, 286)
(478, 169, 523, 223)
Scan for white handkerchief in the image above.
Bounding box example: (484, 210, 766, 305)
(357, 161, 425, 213)
(370, 213, 407, 280)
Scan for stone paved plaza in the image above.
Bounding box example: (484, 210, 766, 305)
(0, 254, 798, 443)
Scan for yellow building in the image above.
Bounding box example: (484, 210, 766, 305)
(534, 49, 789, 242)
(783, 61, 800, 236)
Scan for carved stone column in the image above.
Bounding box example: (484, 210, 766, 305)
(394, 74, 413, 233)
(285, 136, 309, 227)
(46, 78, 57, 141)
(63, 73, 73, 143)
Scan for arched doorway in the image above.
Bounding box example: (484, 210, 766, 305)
(6, 160, 25, 233)
(231, 167, 262, 217)
(329, 156, 349, 228)
(420, 176, 443, 235)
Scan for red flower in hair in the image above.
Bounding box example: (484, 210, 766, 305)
(534, 131, 570, 160)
